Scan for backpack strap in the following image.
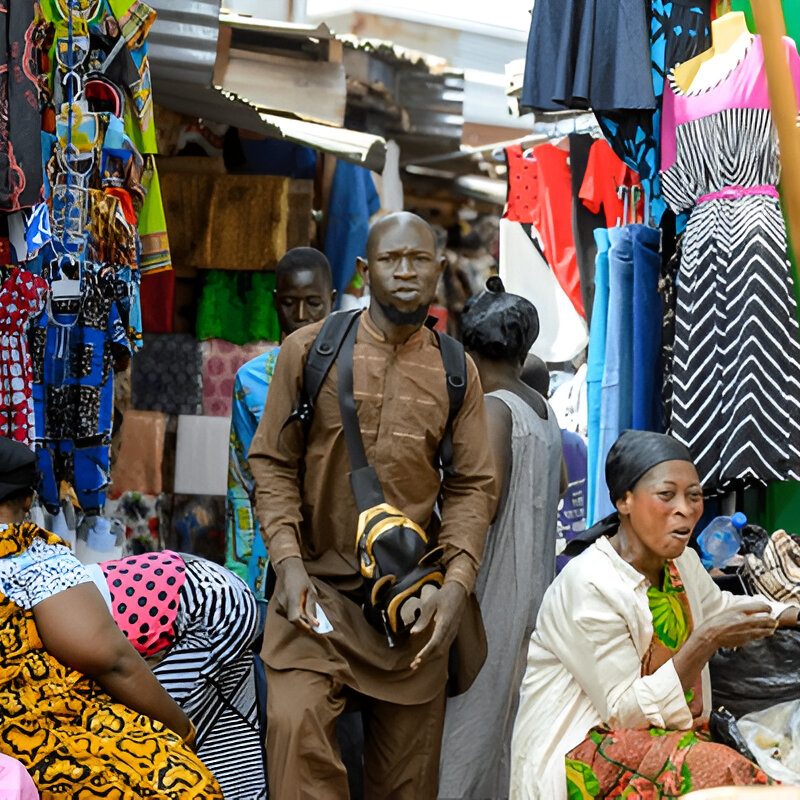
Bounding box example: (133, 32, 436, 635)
(434, 330, 467, 478)
(283, 309, 362, 433)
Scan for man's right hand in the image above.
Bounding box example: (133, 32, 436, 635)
(273, 557, 320, 633)
(701, 600, 779, 651)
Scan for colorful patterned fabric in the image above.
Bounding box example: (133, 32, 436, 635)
(101, 549, 185, 657)
(225, 347, 278, 593)
(565, 560, 771, 797)
(0, 268, 47, 445)
(0, 522, 222, 799)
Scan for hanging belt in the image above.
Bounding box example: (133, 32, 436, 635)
(697, 184, 779, 204)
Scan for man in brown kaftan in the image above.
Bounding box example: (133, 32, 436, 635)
(249, 212, 496, 799)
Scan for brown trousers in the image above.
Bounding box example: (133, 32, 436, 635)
(265, 666, 446, 800)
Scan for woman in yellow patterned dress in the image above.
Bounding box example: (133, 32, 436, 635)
(0, 438, 222, 798)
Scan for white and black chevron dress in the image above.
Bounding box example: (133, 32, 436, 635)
(660, 35, 800, 492)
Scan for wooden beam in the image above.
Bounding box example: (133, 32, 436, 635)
(751, 0, 800, 270)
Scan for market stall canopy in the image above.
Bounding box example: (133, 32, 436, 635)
(147, 0, 386, 169)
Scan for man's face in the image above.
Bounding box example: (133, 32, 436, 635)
(366, 220, 444, 323)
(275, 267, 333, 336)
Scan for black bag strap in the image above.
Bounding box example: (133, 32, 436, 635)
(284, 309, 362, 432)
(336, 316, 386, 512)
(434, 330, 467, 478)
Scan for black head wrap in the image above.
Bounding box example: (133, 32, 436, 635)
(562, 430, 695, 559)
(0, 438, 37, 502)
(462, 276, 540, 363)
(606, 430, 694, 505)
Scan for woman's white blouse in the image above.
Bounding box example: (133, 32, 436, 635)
(510, 535, 789, 800)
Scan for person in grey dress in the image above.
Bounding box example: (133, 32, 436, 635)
(439, 277, 564, 800)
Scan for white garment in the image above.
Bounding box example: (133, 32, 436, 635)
(174, 415, 231, 496)
(380, 140, 404, 212)
(549, 363, 588, 436)
(510, 535, 790, 800)
(499, 219, 588, 363)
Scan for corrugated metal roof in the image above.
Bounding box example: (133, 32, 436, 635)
(149, 0, 221, 86)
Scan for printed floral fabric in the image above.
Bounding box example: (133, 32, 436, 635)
(0, 268, 47, 444)
(0, 522, 222, 799)
(565, 560, 771, 798)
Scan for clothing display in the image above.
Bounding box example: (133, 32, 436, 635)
(0, 268, 47, 444)
(661, 34, 800, 491)
(196, 270, 281, 346)
(324, 160, 380, 299)
(0, 0, 44, 212)
(593, 227, 634, 523)
(579, 139, 644, 228)
(522, 0, 656, 113)
(87, 552, 266, 800)
(586, 229, 610, 523)
(131, 333, 202, 415)
(226, 347, 279, 592)
(439, 390, 562, 799)
(0, 521, 221, 798)
(558, 430, 588, 545)
(510, 534, 789, 800)
(174, 415, 230, 497)
(631, 224, 663, 432)
(201, 338, 277, 418)
(498, 220, 588, 363)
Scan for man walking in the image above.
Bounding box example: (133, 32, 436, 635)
(226, 247, 336, 593)
(249, 212, 496, 799)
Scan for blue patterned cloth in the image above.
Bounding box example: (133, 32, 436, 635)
(225, 347, 279, 596)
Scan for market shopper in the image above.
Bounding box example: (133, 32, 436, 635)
(0, 438, 221, 799)
(510, 430, 800, 799)
(84, 550, 266, 799)
(226, 247, 336, 592)
(249, 211, 496, 799)
(438, 278, 563, 799)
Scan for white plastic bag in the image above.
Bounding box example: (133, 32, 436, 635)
(738, 699, 800, 784)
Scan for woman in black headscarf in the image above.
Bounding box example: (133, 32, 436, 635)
(510, 429, 800, 800)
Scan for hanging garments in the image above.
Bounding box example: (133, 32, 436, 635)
(586, 229, 610, 522)
(631, 225, 663, 432)
(661, 34, 800, 492)
(593, 227, 634, 523)
(521, 0, 656, 113)
(498, 221, 588, 364)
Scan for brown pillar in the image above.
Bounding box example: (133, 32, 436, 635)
(751, 0, 800, 270)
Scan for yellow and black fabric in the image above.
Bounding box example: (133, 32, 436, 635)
(0, 521, 222, 799)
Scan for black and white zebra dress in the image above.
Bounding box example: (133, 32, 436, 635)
(660, 34, 800, 492)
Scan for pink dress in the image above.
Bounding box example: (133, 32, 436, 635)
(0, 268, 47, 445)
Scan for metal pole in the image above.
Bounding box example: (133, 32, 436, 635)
(751, 0, 800, 271)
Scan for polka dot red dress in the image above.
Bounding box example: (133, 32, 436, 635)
(0, 268, 47, 445)
(101, 550, 187, 657)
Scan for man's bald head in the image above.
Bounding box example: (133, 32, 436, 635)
(358, 211, 445, 331)
(366, 212, 437, 261)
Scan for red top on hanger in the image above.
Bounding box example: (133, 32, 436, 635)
(579, 139, 644, 227)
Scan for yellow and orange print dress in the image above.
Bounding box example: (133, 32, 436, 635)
(0, 522, 222, 799)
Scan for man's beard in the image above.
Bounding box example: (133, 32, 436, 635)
(377, 299, 429, 327)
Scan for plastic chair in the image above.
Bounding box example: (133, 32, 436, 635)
(0, 754, 38, 799)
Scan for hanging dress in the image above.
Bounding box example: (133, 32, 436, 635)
(660, 34, 800, 491)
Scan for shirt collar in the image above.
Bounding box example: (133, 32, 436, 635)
(361, 309, 428, 348)
(594, 534, 651, 590)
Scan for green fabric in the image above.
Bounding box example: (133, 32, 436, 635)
(197, 271, 281, 345)
(731, 0, 800, 43)
(647, 567, 690, 651)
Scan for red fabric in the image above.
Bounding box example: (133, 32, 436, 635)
(579, 139, 644, 227)
(504, 146, 539, 225)
(141, 269, 175, 333)
(105, 187, 137, 225)
(0, 268, 47, 444)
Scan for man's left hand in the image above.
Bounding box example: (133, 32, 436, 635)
(410, 582, 467, 671)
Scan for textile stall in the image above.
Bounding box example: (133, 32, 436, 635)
(513, 0, 800, 542)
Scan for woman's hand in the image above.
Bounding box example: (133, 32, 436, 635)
(699, 600, 779, 650)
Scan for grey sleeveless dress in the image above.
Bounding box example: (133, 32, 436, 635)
(439, 389, 562, 800)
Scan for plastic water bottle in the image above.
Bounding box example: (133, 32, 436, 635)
(697, 512, 747, 569)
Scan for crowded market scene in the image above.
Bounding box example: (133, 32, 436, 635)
(4, 0, 800, 797)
